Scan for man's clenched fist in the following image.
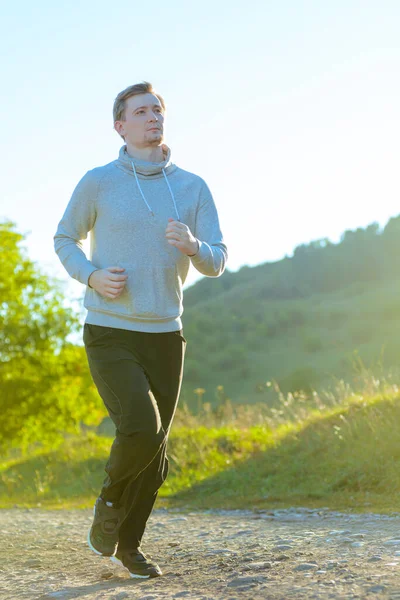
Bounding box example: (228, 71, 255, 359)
(165, 217, 199, 256)
(88, 267, 128, 299)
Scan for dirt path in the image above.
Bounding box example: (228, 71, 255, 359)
(1, 506, 400, 599)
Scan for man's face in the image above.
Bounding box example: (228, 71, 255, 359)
(115, 93, 165, 147)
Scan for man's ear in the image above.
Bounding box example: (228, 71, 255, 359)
(114, 121, 125, 138)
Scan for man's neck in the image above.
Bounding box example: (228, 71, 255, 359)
(125, 141, 164, 163)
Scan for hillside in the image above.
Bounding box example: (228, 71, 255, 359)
(179, 215, 400, 409)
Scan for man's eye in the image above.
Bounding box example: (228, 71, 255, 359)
(136, 109, 161, 115)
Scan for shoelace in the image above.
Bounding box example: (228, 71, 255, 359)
(122, 549, 151, 563)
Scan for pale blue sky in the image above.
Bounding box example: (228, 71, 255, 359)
(1, 1, 400, 308)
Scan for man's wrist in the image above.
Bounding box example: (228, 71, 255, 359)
(88, 270, 98, 288)
(188, 239, 200, 257)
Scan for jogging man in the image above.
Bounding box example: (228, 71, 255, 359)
(53, 81, 228, 578)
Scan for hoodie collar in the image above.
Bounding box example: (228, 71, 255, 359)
(116, 143, 177, 177)
(114, 143, 181, 220)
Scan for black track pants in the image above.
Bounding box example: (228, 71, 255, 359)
(83, 323, 186, 553)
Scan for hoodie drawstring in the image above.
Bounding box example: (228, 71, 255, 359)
(131, 161, 180, 221)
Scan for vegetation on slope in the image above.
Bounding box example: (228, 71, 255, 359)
(179, 215, 400, 405)
(1, 373, 399, 515)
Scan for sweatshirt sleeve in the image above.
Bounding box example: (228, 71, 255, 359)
(189, 179, 228, 277)
(53, 170, 99, 286)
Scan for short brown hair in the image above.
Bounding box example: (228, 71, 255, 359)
(113, 81, 166, 140)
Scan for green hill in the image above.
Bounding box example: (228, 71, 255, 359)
(179, 215, 400, 409)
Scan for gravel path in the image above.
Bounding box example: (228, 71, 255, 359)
(2, 506, 400, 599)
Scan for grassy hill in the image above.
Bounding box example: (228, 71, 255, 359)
(1, 377, 399, 514)
(179, 215, 400, 409)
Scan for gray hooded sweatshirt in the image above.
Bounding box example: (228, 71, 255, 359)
(54, 143, 228, 333)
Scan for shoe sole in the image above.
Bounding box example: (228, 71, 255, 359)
(87, 502, 117, 558)
(110, 555, 152, 579)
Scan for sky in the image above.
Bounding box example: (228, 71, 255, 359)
(1, 0, 400, 309)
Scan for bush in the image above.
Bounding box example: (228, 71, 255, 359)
(214, 345, 247, 372)
(278, 366, 320, 394)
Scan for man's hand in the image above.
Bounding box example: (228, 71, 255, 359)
(165, 218, 199, 256)
(88, 267, 128, 299)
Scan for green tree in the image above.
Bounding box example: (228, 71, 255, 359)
(0, 221, 104, 450)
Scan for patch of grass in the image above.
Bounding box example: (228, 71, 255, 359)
(1, 372, 400, 515)
(0, 433, 113, 509)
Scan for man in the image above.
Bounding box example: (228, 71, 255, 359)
(53, 81, 228, 579)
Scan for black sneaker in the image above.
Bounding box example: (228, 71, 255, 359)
(110, 548, 163, 578)
(87, 497, 123, 557)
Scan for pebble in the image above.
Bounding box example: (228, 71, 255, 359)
(366, 584, 386, 593)
(383, 539, 400, 545)
(294, 562, 319, 571)
(204, 549, 235, 555)
(24, 559, 42, 568)
(242, 561, 272, 571)
(100, 569, 114, 579)
(275, 554, 290, 561)
(227, 575, 269, 587)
